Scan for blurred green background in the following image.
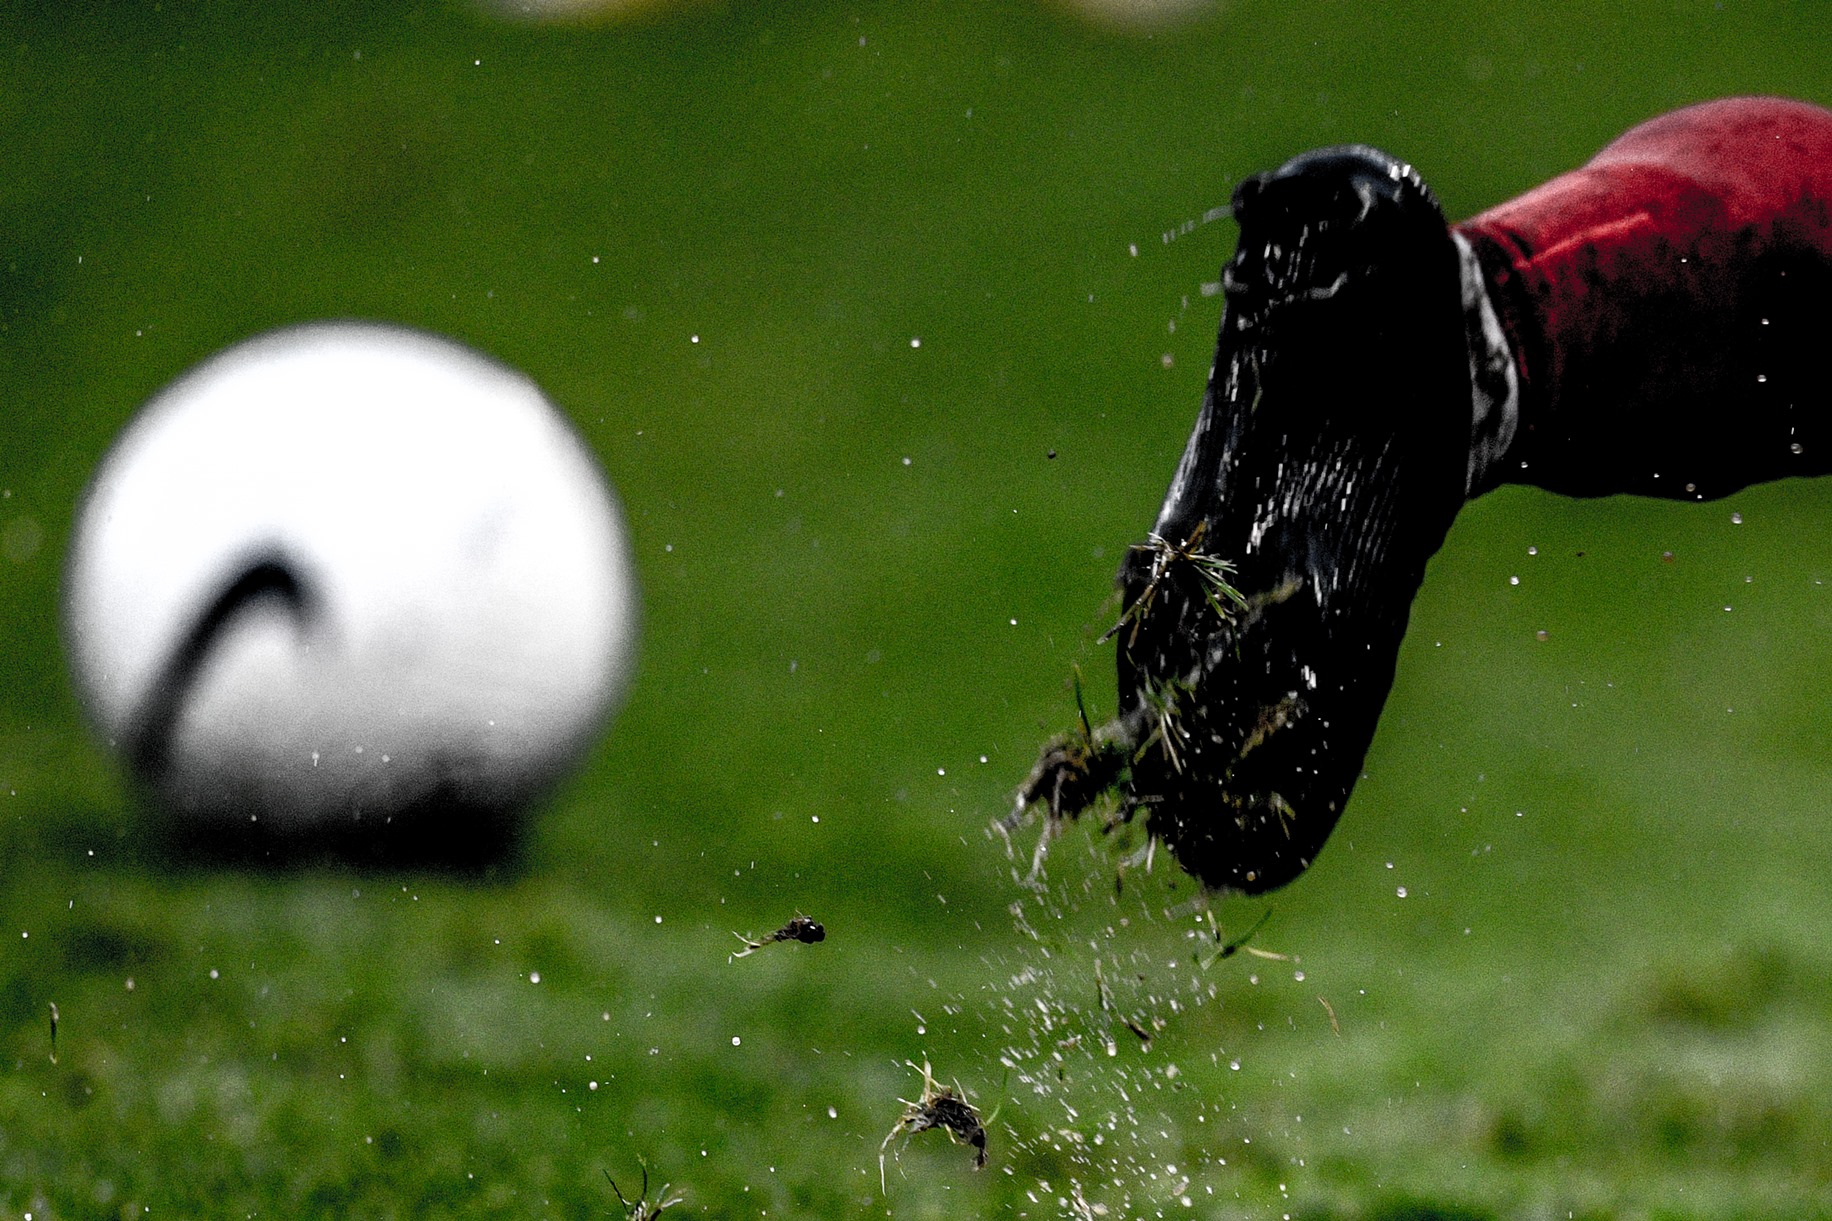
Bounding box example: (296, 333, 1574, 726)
(4, 1, 1832, 1217)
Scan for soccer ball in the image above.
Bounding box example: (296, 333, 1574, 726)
(63, 321, 638, 857)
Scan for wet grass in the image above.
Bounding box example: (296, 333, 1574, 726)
(3, 2, 1832, 1217)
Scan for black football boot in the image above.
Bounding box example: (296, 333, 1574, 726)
(1018, 145, 1483, 894)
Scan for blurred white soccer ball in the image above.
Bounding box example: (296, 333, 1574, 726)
(63, 321, 638, 848)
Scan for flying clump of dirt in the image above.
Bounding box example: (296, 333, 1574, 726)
(729, 913, 825, 960)
(879, 1060, 991, 1191)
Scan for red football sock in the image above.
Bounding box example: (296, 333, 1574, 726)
(1457, 97, 1832, 499)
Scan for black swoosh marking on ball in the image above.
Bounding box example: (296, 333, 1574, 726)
(126, 550, 320, 783)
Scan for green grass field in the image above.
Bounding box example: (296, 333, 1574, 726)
(4, 2, 1832, 1216)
